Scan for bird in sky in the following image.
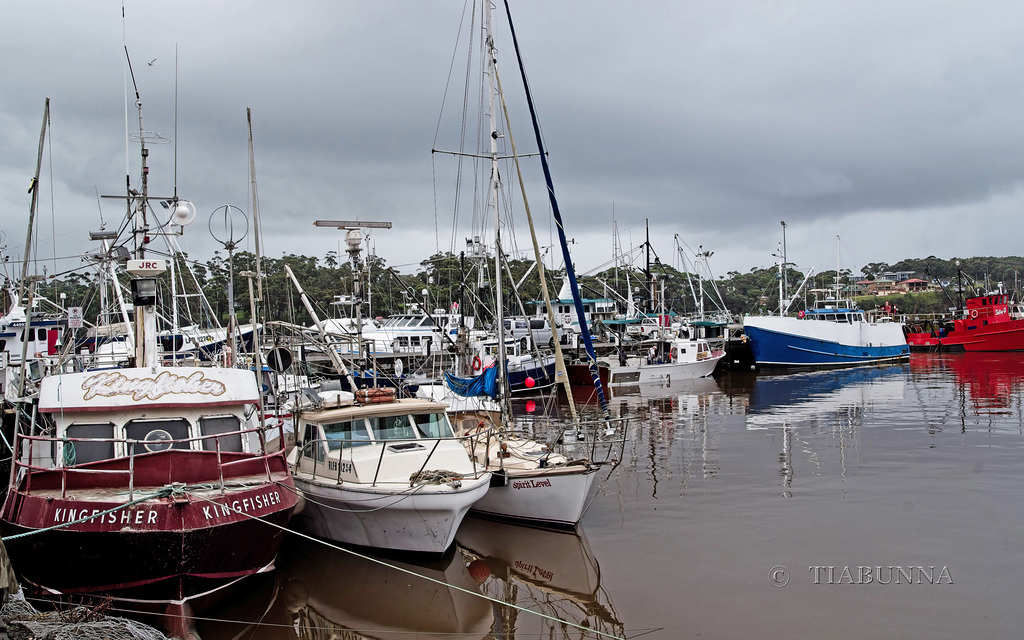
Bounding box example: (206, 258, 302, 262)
(147, 58, 157, 66)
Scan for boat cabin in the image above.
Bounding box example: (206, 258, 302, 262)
(295, 398, 481, 486)
(643, 338, 715, 365)
(33, 367, 266, 469)
(799, 298, 867, 323)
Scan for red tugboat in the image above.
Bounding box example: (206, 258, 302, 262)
(932, 294, 1024, 351)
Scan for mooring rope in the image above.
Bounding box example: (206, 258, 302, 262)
(197, 488, 628, 640)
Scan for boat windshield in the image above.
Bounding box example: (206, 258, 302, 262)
(412, 412, 453, 439)
(368, 415, 417, 441)
(323, 419, 372, 450)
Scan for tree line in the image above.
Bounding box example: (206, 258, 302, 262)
(30, 252, 1024, 329)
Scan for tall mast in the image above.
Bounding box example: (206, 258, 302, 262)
(502, 0, 609, 415)
(485, 0, 511, 420)
(20, 98, 49, 304)
(780, 220, 788, 307)
(492, 35, 578, 422)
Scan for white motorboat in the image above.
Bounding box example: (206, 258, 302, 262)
(288, 394, 491, 554)
(610, 336, 725, 385)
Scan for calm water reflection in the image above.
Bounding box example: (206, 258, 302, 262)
(195, 353, 1024, 639)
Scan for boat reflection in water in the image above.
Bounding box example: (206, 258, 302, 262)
(457, 515, 624, 640)
(744, 364, 907, 496)
(912, 352, 1024, 415)
(746, 364, 907, 429)
(610, 373, 721, 400)
(194, 517, 623, 639)
(195, 535, 492, 639)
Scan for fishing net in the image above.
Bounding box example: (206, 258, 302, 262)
(0, 591, 169, 640)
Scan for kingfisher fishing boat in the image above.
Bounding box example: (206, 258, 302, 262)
(1, 364, 298, 607)
(288, 393, 491, 554)
(0, 97, 297, 629)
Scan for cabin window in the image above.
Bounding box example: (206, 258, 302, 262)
(37, 328, 46, 341)
(368, 415, 416, 441)
(825, 314, 836, 321)
(413, 412, 452, 439)
(323, 419, 371, 450)
(199, 415, 243, 452)
(125, 418, 191, 455)
(303, 423, 324, 461)
(65, 422, 115, 464)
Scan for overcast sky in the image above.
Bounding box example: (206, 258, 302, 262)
(3, 1, 1024, 288)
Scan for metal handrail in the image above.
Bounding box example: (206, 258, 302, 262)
(10, 426, 284, 500)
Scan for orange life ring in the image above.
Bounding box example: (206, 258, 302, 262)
(970, 309, 978, 319)
(472, 355, 482, 371)
(670, 346, 678, 360)
(797, 310, 805, 319)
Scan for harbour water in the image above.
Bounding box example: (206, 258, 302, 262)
(188, 352, 1023, 639)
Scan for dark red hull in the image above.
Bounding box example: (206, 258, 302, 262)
(565, 363, 610, 387)
(1, 450, 297, 606)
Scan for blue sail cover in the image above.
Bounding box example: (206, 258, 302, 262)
(444, 363, 501, 399)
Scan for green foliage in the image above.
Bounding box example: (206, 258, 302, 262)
(41, 252, 1024, 327)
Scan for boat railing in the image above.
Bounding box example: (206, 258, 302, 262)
(472, 416, 631, 467)
(298, 432, 486, 487)
(12, 426, 280, 501)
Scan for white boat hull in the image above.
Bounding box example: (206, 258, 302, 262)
(292, 475, 490, 554)
(610, 352, 723, 384)
(469, 467, 597, 526)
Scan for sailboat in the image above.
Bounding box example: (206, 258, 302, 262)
(436, 0, 626, 527)
(0, 95, 297, 623)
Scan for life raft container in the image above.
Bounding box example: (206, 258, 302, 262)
(355, 387, 397, 404)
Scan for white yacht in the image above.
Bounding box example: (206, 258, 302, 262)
(289, 394, 491, 554)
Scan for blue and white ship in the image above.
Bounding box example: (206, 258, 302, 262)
(743, 297, 909, 368)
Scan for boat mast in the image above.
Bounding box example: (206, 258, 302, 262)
(781, 221, 788, 308)
(19, 98, 48, 305)
(491, 33, 578, 422)
(129, 87, 161, 368)
(485, 0, 512, 421)
(502, 0, 610, 416)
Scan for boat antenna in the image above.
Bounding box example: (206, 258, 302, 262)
(173, 44, 179, 200)
(123, 46, 141, 193)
